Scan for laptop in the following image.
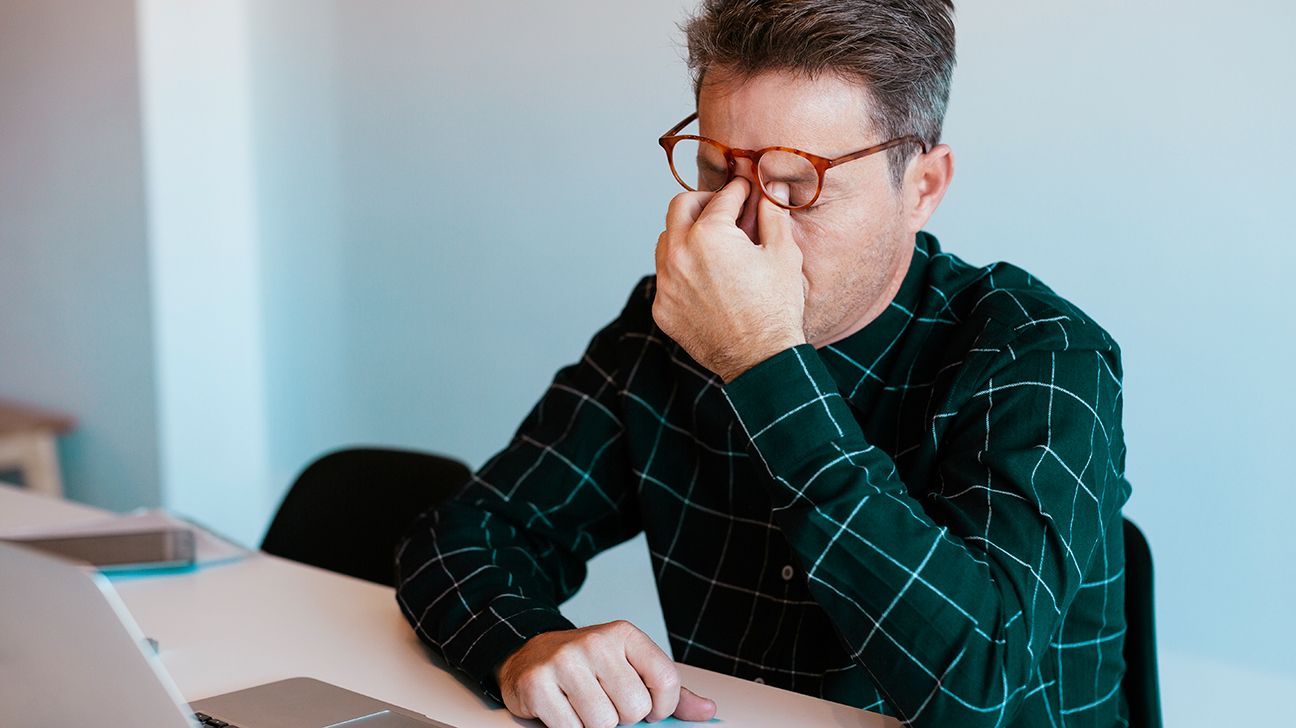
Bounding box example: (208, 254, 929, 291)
(0, 541, 457, 728)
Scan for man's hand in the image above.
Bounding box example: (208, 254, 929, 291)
(494, 620, 716, 728)
(653, 176, 808, 383)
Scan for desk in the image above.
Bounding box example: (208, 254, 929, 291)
(0, 483, 898, 728)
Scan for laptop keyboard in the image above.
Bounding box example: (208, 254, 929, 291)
(194, 712, 242, 728)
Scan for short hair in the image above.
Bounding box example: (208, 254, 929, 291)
(681, 0, 957, 191)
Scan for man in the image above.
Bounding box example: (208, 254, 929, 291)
(397, 2, 1130, 726)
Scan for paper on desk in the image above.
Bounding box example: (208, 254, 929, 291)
(0, 508, 251, 566)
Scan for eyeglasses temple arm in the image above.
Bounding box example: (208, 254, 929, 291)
(828, 135, 929, 167)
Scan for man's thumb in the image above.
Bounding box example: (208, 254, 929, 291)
(673, 686, 717, 722)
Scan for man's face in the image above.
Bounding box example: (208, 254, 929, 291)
(696, 67, 918, 348)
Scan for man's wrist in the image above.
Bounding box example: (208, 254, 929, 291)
(469, 610, 576, 705)
(717, 332, 806, 384)
(493, 649, 513, 685)
(493, 630, 545, 686)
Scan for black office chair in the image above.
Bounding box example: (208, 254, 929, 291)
(261, 447, 472, 587)
(1122, 517, 1162, 728)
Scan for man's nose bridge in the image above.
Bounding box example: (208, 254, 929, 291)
(731, 155, 759, 186)
(743, 183, 763, 221)
(726, 157, 763, 235)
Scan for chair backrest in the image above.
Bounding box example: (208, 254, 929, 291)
(1122, 517, 1162, 728)
(261, 447, 471, 586)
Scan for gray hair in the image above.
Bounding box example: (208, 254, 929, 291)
(681, 0, 957, 191)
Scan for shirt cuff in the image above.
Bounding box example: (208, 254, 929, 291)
(721, 344, 859, 479)
(455, 600, 578, 705)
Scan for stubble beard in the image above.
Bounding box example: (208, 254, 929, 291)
(801, 217, 906, 348)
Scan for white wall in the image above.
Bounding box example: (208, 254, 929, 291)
(136, 0, 271, 546)
(0, 0, 161, 512)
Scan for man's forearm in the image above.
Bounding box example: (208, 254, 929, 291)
(395, 499, 579, 704)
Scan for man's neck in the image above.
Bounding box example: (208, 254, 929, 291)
(810, 238, 915, 349)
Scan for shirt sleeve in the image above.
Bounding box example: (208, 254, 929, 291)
(395, 279, 649, 705)
(720, 331, 1128, 726)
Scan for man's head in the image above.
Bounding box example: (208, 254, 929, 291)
(679, 0, 957, 347)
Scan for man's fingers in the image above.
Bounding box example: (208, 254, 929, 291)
(673, 686, 718, 722)
(594, 659, 654, 725)
(525, 682, 584, 728)
(623, 630, 682, 722)
(666, 189, 716, 231)
(757, 180, 793, 248)
(695, 175, 751, 225)
(654, 229, 669, 273)
(558, 668, 620, 728)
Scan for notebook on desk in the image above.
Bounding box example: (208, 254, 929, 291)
(0, 541, 458, 728)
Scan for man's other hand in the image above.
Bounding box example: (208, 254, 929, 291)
(494, 619, 717, 728)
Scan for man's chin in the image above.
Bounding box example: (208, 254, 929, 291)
(804, 307, 869, 349)
(803, 316, 831, 349)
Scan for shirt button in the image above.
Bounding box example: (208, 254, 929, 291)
(780, 564, 795, 581)
(753, 677, 765, 685)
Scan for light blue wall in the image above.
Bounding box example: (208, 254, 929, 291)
(245, 1, 694, 498)
(243, 0, 695, 649)
(0, 0, 161, 512)
(2, 0, 1292, 721)
(937, 1, 1296, 679)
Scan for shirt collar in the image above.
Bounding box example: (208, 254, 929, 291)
(818, 231, 938, 400)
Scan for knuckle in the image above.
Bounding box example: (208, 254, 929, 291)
(655, 667, 681, 692)
(626, 694, 653, 722)
(651, 301, 669, 328)
(551, 643, 583, 669)
(679, 190, 710, 207)
(524, 665, 553, 687)
(658, 244, 679, 271)
(514, 668, 547, 697)
(581, 629, 611, 652)
(645, 702, 672, 723)
(669, 248, 688, 271)
(665, 193, 687, 220)
(607, 619, 635, 635)
(547, 714, 581, 728)
(689, 221, 722, 243)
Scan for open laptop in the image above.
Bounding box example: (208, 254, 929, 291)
(0, 541, 457, 728)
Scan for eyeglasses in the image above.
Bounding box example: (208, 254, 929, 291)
(658, 111, 928, 211)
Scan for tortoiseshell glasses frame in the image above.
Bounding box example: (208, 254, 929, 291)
(658, 111, 929, 211)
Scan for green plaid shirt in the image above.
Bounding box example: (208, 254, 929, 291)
(397, 231, 1131, 727)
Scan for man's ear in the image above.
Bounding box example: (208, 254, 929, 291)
(904, 143, 954, 234)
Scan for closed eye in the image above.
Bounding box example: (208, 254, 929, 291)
(793, 201, 827, 214)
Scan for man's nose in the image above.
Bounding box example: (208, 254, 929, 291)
(732, 162, 763, 245)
